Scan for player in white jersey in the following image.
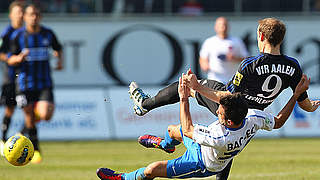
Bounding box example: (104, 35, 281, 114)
(96, 74, 311, 180)
(199, 17, 248, 84)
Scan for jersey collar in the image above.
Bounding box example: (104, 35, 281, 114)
(225, 118, 246, 131)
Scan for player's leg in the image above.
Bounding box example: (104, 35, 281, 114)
(1, 83, 16, 141)
(97, 150, 216, 180)
(34, 88, 55, 121)
(195, 79, 227, 116)
(34, 101, 54, 121)
(16, 91, 42, 164)
(215, 159, 233, 180)
(138, 125, 182, 153)
(129, 81, 180, 116)
(22, 103, 41, 161)
(2, 106, 15, 140)
(166, 134, 217, 179)
(129, 80, 226, 116)
(97, 161, 168, 180)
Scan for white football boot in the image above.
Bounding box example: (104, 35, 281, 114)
(129, 82, 150, 116)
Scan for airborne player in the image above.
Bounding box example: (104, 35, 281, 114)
(128, 17, 320, 180)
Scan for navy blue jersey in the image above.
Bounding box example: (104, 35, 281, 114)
(226, 53, 307, 110)
(9, 26, 62, 91)
(0, 25, 17, 84)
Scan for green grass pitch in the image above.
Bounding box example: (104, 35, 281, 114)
(0, 138, 319, 180)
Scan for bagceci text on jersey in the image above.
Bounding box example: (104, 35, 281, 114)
(227, 125, 256, 151)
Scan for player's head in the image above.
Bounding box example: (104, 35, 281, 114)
(214, 16, 229, 39)
(217, 93, 248, 126)
(257, 18, 286, 48)
(24, 4, 41, 29)
(9, 1, 24, 28)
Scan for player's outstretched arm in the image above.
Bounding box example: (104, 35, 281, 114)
(53, 50, 63, 70)
(178, 75, 194, 139)
(274, 74, 312, 129)
(182, 69, 231, 103)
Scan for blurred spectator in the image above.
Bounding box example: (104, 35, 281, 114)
(199, 17, 249, 84)
(179, 0, 203, 16)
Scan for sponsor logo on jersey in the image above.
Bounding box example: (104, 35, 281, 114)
(245, 94, 274, 104)
(265, 117, 272, 125)
(42, 38, 49, 46)
(233, 72, 243, 86)
(24, 47, 49, 61)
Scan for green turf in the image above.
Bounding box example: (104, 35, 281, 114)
(0, 138, 319, 180)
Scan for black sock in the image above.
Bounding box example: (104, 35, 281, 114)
(1, 116, 11, 141)
(216, 159, 232, 180)
(25, 127, 40, 151)
(20, 124, 28, 135)
(142, 81, 179, 111)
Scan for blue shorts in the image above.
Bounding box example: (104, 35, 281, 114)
(166, 129, 217, 178)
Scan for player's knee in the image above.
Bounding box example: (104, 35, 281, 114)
(24, 105, 34, 114)
(167, 125, 178, 137)
(41, 113, 53, 121)
(144, 166, 155, 178)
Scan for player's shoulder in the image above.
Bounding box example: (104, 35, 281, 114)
(228, 36, 243, 43)
(204, 35, 219, 43)
(246, 109, 270, 120)
(281, 54, 301, 66)
(247, 108, 266, 115)
(1, 25, 13, 37)
(239, 54, 264, 69)
(40, 25, 55, 34)
(10, 27, 24, 39)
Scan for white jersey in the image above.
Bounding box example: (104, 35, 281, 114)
(192, 109, 275, 172)
(199, 35, 248, 84)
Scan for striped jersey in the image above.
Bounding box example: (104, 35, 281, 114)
(9, 26, 62, 91)
(193, 109, 275, 172)
(0, 25, 17, 84)
(226, 53, 307, 110)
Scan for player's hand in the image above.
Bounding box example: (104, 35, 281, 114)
(295, 74, 320, 112)
(178, 73, 190, 100)
(54, 60, 63, 70)
(309, 100, 320, 112)
(7, 50, 29, 66)
(182, 68, 201, 91)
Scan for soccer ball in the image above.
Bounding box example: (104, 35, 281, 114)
(3, 134, 34, 166)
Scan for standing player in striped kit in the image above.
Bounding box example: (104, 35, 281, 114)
(8, 4, 63, 163)
(128, 17, 320, 179)
(0, 1, 24, 154)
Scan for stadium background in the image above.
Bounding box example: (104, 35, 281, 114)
(0, 1, 319, 180)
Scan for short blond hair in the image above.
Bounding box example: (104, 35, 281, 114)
(9, 1, 24, 13)
(258, 18, 286, 47)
